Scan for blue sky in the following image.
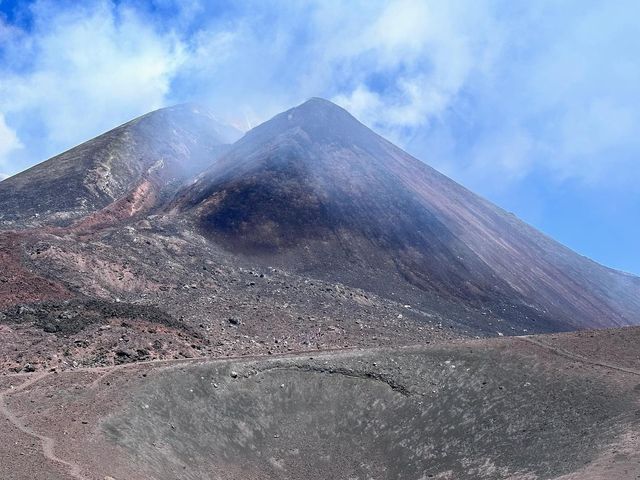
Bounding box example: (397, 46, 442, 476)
(0, 0, 639, 274)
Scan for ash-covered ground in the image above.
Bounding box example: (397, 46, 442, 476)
(0, 217, 469, 374)
(1, 330, 639, 480)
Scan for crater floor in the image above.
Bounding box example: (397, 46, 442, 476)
(1, 329, 639, 480)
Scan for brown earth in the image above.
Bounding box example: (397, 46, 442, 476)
(0, 213, 465, 375)
(0, 232, 71, 309)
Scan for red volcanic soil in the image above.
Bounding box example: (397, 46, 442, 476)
(0, 177, 159, 311)
(70, 179, 158, 237)
(0, 232, 71, 309)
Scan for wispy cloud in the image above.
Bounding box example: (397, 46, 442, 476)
(333, 0, 500, 129)
(0, 0, 185, 173)
(0, 112, 22, 172)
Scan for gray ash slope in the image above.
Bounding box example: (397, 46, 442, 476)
(174, 98, 640, 331)
(0, 104, 240, 228)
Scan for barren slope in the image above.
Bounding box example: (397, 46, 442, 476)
(0, 104, 240, 228)
(1, 98, 638, 374)
(175, 98, 640, 330)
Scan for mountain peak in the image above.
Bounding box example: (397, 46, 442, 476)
(287, 97, 358, 126)
(235, 97, 377, 152)
(1, 98, 639, 345)
(0, 102, 240, 227)
(145, 102, 223, 122)
(134, 103, 241, 144)
(295, 96, 345, 111)
(174, 98, 640, 332)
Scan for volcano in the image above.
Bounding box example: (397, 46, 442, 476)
(0, 104, 240, 228)
(0, 98, 638, 372)
(174, 98, 640, 331)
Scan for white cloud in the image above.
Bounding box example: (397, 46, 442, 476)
(490, 1, 639, 188)
(549, 99, 639, 184)
(468, 129, 538, 185)
(364, 0, 640, 191)
(329, 1, 502, 131)
(166, 1, 503, 139)
(0, 113, 23, 173)
(0, 1, 185, 171)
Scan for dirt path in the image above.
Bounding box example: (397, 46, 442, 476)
(86, 343, 385, 388)
(519, 335, 640, 377)
(0, 344, 372, 478)
(0, 372, 86, 480)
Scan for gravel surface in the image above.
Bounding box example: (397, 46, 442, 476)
(1, 331, 638, 480)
